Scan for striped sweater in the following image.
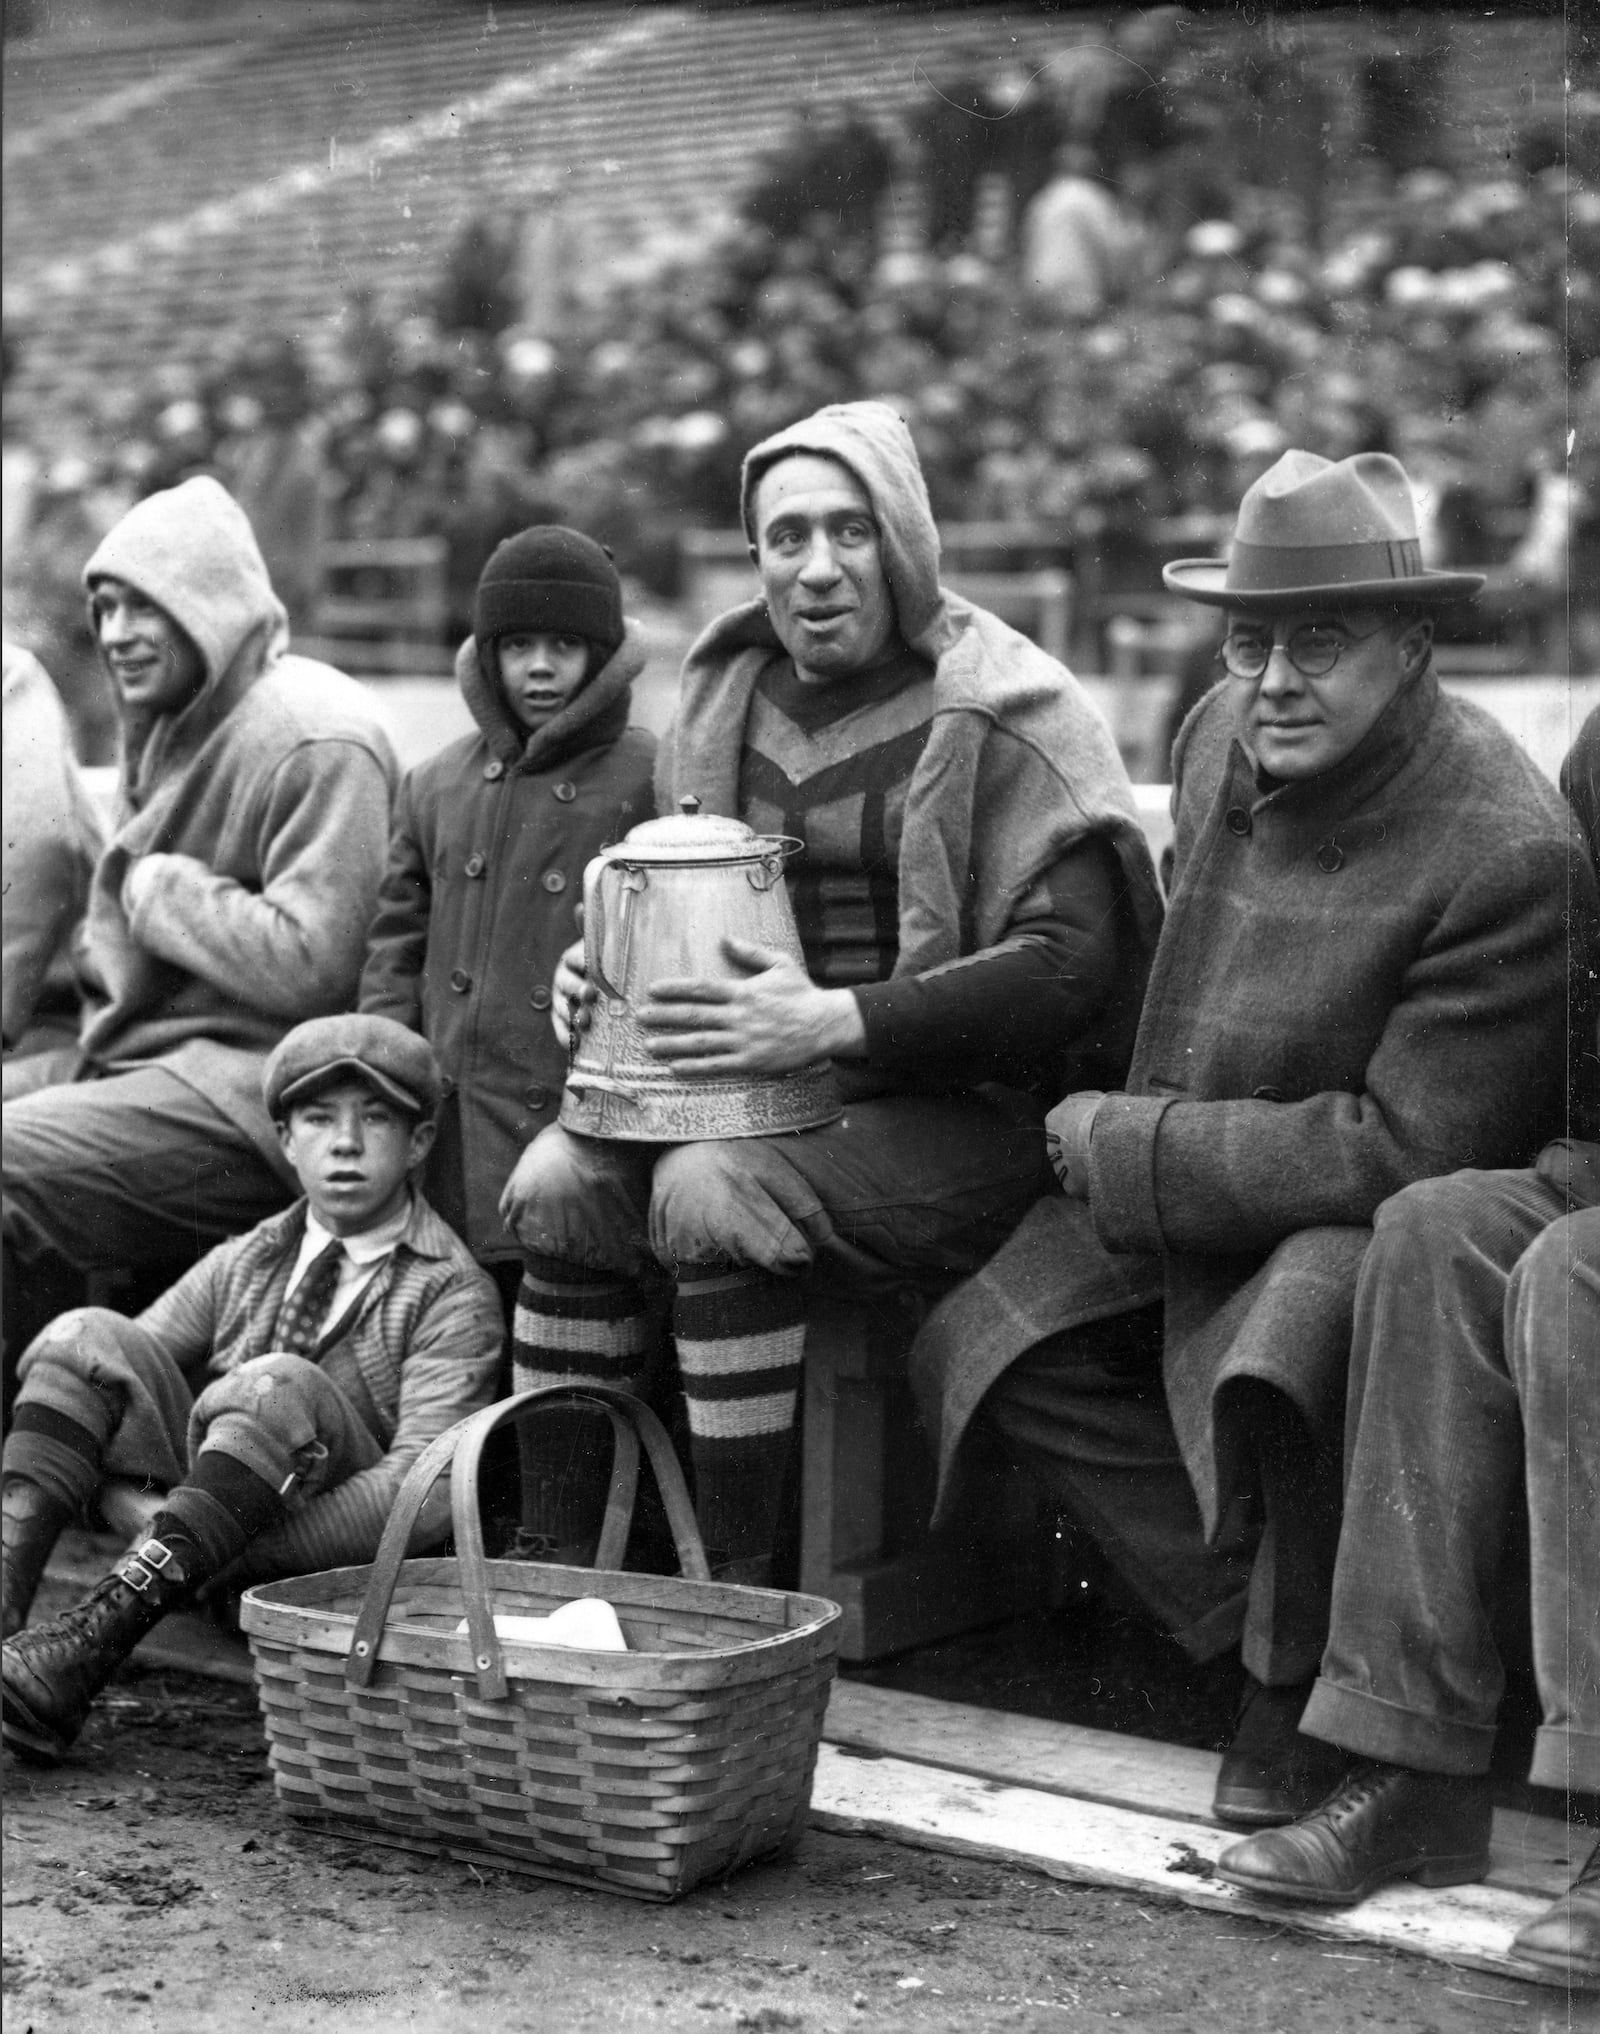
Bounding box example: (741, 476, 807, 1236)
(738, 647, 1127, 1096)
(129, 1192, 504, 1578)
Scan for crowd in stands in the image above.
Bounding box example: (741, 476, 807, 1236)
(4, 40, 1595, 765)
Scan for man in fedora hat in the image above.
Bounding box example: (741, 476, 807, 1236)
(911, 449, 1594, 1830)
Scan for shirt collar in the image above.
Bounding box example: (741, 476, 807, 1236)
(303, 1195, 412, 1267)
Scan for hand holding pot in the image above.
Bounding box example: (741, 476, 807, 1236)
(550, 933, 594, 1051)
(637, 935, 865, 1077)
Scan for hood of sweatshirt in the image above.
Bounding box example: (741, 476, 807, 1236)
(740, 400, 952, 658)
(458, 619, 647, 772)
(83, 475, 290, 808)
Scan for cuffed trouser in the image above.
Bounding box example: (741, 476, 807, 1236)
(2, 1053, 291, 1387)
(1301, 1173, 1600, 1791)
(510, 1098, 1057, 1289)
(979, 1307, 1256, 1668)
(7, 1308, 381, 1515)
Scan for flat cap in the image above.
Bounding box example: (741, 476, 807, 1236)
(263, 1014, 441, 1121)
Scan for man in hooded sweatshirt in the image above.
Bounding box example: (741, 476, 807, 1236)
(2, 477, 398, 1381)
(499, 400, 1164, 1581)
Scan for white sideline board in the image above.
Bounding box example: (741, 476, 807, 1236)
(809, 1744, 1570, 1990)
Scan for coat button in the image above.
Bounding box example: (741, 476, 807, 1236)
(484, 759, 505, 782)
(465, 853, 486, 878)
(542, 870, 567, 893)
(1316, 842, 1345, 873)
(449, 968, 472, 993)
(440, 1074, 458, 1098)
(529, 985, 552, 1010)
(1225, 807, 1252, 837)
(553, 781, 577, 803)
(523, 1084, 551, 1109)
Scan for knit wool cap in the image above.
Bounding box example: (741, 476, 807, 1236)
(264, 1014, 442, 1122)
(473, 525, 624, 656)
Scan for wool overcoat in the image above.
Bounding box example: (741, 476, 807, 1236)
(360, 630, 656, 1260)
(913, 665, 1597, 1530)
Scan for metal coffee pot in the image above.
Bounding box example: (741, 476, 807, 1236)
(558, 797, 843, 1141)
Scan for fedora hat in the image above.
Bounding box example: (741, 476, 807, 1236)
(1162, 449, 1485, 610)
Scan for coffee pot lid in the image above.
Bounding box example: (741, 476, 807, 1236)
(613, 796, 780, 862)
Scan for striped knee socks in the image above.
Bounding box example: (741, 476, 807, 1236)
(511, 1254, 655, 1546)
(673, 1263, 806, 1570)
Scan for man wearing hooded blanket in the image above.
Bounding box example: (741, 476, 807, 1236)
(500, 401, 1163, 1580)
(911, 450, 1593, 1828)
(2, 478, 397, 1375)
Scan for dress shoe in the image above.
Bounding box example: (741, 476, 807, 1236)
(1215, 1761, 1493, 1906)
(1510, 1839, 1600, 1986)
(1212, 1675, 1352, 1828)
(2, 1534, 204, 1764)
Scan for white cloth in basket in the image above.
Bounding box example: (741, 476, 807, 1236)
(455, 1597, 628, 1651)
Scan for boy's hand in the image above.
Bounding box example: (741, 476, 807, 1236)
(551, 936, 593, 1050)
(635, 935, 864, 1076)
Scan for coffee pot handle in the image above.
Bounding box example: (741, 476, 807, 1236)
(584, 855, 643, 1004)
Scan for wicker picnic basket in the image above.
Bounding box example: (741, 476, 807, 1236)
(238, 1385, 841, 1901)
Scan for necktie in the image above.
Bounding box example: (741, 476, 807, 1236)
(271, 1238, 345, 1357)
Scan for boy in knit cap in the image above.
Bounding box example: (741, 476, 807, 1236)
(0, 1014, 503, 1762)
(360, 526, 656, 1324)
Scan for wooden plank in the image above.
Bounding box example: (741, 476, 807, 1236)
(821, 1683, 1579, 1901)
(809, 1746, 1569, 1988)
(826, 1680, 1217, 1824)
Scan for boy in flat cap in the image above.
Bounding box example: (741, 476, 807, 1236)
(0, 1014, 503, 1763)
(913, 450, 1596, 1832)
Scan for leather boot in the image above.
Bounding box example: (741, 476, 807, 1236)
(1510, 1839, 1600, 1985)
(1, 1534, 206, 1764)
(1215, 1762, 1493, 1906)
(1, 1479, 74, 1639)
(1213, 1674, 1352, 1828)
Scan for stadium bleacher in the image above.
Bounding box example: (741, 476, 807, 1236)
(4, 5, 1566, 427)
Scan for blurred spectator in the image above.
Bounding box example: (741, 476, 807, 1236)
(741, 101, 894, 248)
(1, 79, 1586, 665)
(212, 332, 328, 633)
(1, 642, 104, 1058)
(433, 210, 521, 337)
(1020, 144, 1146, 320)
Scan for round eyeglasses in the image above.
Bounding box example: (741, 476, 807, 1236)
(1221, 619, 1394, 681)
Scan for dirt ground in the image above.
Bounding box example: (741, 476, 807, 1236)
(4, 1658, 1590, 2034)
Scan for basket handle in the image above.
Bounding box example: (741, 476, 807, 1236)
(345, 1385, 710, 1698)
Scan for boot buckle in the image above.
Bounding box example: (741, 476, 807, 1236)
(117, 1538, 174, 1595)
